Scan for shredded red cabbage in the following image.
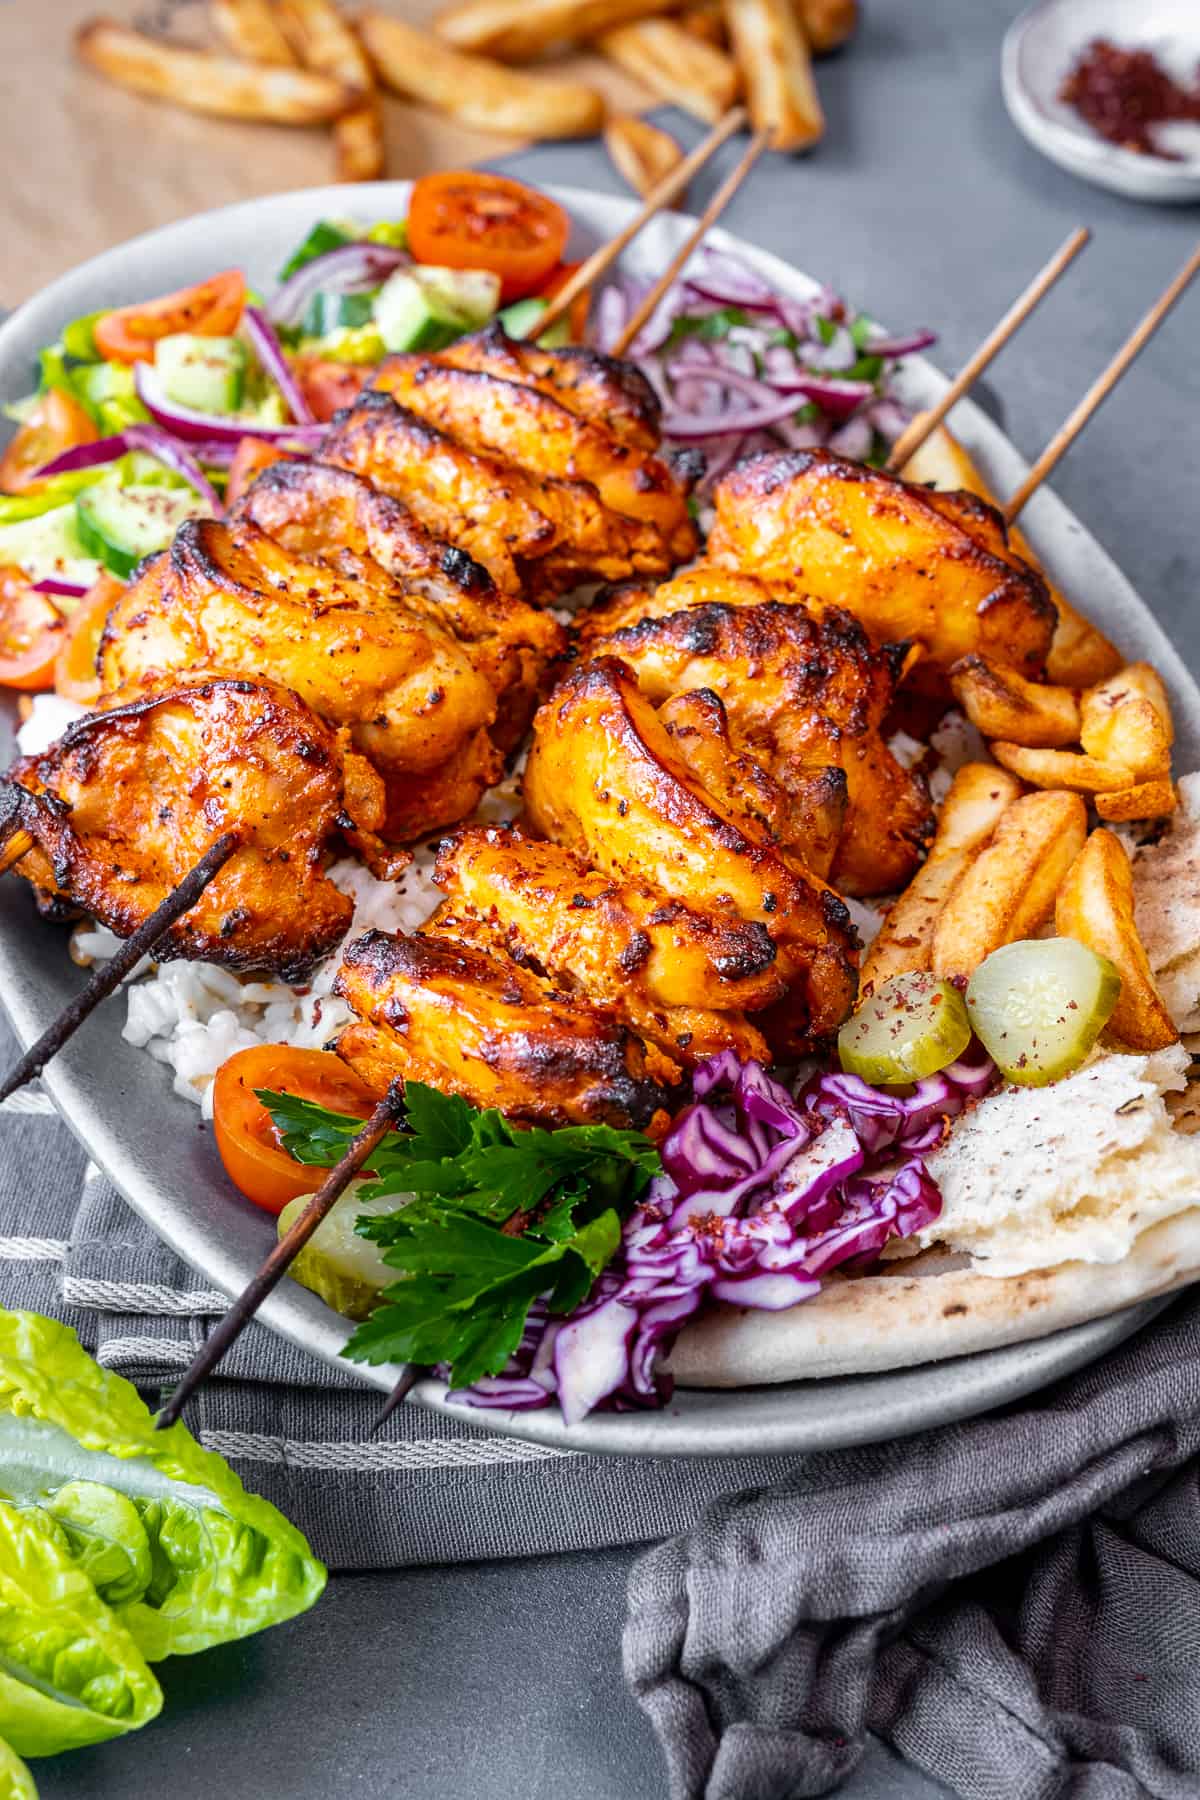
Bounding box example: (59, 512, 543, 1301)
(449, 1047, 994, 1425)
(589, 247, 935, 492)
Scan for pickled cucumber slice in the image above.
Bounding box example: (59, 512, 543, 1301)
(838, 972, 972, 1086)
(965, 937, 1120, 1087)
(279, 1181, 403, 1321)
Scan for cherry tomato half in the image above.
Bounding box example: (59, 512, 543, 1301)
(224, 437, 299, 510)
(537, 262, 591, 344)
(93, 269, 247, 365)
(0, 389, 98, 495)
(54, 573, 125, 703)
(213, 1044, 378, 1215)
(294, 358, 370, 423)
(0, 568, 67, 690)
(407, 172, 569, 303)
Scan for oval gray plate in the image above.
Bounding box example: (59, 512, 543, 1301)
(0, 184, 1193, 1457)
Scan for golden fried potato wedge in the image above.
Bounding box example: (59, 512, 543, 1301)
(1056, 829, 1178, 1050)
(604, 114, 685, 200)
(797, 0, 857, 53)
(75, 18, 355, 122)
(331, 102, 386, 182)
(209, 0, 297, 64)
(359, 11, 605, 136)
(597, 19, 740, 125)
(899, 420, 1123, 689)
(1095, 776, 1178, 823)
(931, 789, 1087, 980)
(273, 0, 384, 182)
(948, 654, 1080, 748)
(680, 0, 728, 46)
(723, 0, 824, 150)
(990, 742, 1135, 793)
(435, 0, 675, 59)
(861, 764, 1022, 990)
(1080, 661, 1173, 780)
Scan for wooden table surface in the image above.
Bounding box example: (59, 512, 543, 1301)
(0, 0, 655, 305)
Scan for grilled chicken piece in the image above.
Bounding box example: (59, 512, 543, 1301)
(334, 927, 676, 1131)
(658, 688, 848, 884)
(1, 677, 393, 980)
(708, 449, 1056, 684)
(326, 389, 686, 603)
(432, 824, 773, 1066)
(98, 518, 501, 841)
(590, 602, 933, 896)
(576, 568, 781, 655)
(436, 324, 662, 451)
(233, 456, 566, 750)
(524, 658, 858, 1052)
(371, 357, 698, 557)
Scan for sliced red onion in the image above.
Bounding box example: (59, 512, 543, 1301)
(775, 418, 827, 452)
(243, 305, 314, 425)
(864, 328, 937, 358)
(33, 577, 90, 598)
(805, 325, 858, 373)
(827, 415, 874, 462)
(34, 423, 222, 513)
(591, 283, 629, 353)
(865, 397, 911, 443)
(134, 361, 326, 447)
(662, 390, 823, 442)
(685, 248, 777, 312)
(269, 242, 409, 330)
(665, 358, 875, 424)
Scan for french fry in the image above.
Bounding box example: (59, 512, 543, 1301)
(680, 0, 728, 48)
(359, 12, 605, 137)
(604, 114, 685, 200)
(596, 19, 740, 126)
(796, 0, 858, 54)
(1056, 829, 1178, 1050)
(1079, 661, 1173, 780)
(75, 18, 354, 123)
(209, 0, 297, 63)
(860, 764, 1023, 991)
(931, 789, 1087, 980)
(723, 0, 824, 151)
(435, 0, 675, 61)
(273, 0, 384, 183)
(948, 654, 1080, 748)
(990, 742, 1135, 793)
(1095, 776, 1177, 823)
(899, 420, 1123, 689)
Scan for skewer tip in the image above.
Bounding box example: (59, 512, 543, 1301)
(367, 1364, 424, 1436)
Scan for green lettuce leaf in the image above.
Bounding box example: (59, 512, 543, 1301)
(0, 1311, 326, 1662)
(0, 1499, 161, 1755)
(0, 1737, 37, 1799)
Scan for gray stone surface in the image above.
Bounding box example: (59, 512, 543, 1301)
(29, 0, 1199, 1794)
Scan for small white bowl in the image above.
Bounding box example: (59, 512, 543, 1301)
(1003, 0, 1200, 204)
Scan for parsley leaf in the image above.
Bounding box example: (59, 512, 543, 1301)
(257, 1080, 661, 1389)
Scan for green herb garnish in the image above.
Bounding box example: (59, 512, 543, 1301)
(259, 1082, 661, 1389)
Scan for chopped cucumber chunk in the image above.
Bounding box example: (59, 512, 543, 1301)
(495, 296, 573, 348)
(0, 502, 101, 588)
(62, 310, 109, 360)
(279, 1183, 401, 1320)
(75, 483, 205, 579)
(300, 290, 378, 339)
(156, 334, 245, 415)
(839, 972, 972, 1086)
(374, 265, 501, 353)
(965, 938, 1121, 1087)
(277, 219, 352, 281)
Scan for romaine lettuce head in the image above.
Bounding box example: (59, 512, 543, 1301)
(0, 1311, 326, 1661)
(0, 1499, 161, 1755)
(0, 1736, 37, 1799)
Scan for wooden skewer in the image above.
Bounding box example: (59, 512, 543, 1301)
(611, 127, 772, 359)
(886, 226, 1091, 473)
(0, 829, 33, 877)
(0, 831, 239, 1105)
(533, 105, 748, 340)
(368, 1363, 426, 1437)
(156, 1080, 406, 1430)
(1004, 240, 1200, 526)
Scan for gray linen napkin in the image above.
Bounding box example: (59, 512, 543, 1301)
(625, 1291, 1200, 1799)
(0, 1018, 803, 1570)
